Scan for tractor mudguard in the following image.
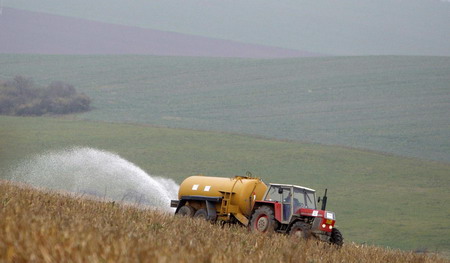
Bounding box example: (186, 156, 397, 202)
(253, 200, 282, 223)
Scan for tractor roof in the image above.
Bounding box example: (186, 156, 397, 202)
(268, 183, 316, 192)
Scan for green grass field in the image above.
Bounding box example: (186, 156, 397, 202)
(1, 116, 449, 255)
(1, 54, 449, 162)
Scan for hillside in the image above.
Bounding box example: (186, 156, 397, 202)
(0, 7, 317, 58)
(4, 0, 450, 56)
(1, 182, 447, 262)
(0, 54, 449, 162)
(1, 116, 449, 255)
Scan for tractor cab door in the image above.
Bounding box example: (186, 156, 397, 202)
(264, 185, 293, 223)
(264, 185, 294, 223)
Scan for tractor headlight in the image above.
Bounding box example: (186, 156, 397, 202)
(322, 224, 326, 228)
(329, 225, 333, 230)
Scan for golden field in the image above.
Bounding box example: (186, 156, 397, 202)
(0, 181, 447, 263)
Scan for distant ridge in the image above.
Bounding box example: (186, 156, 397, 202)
(0, 7, 320, 58)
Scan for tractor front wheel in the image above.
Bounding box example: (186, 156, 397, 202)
(289, 221, 311, 239)
(250, 206, 277, 233)
(330, 228, 344, 246)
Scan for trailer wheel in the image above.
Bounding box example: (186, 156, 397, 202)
(330, 228, 343, 246)
(289, 221, 310, 239)
(250, 206, 277, 233)
(176, 205, 195, 217)
(193, 208, 208, 220)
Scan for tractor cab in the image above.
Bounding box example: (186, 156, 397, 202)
(264, 184, 317, 224)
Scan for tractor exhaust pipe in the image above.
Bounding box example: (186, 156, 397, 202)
(321, 189, 328, 211)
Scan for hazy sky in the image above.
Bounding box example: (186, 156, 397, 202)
(3, 0, 450, 56)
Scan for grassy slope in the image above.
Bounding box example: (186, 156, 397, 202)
(1, 182, 448, 263)
(1, 54, 449, 162)
(5, 1, 450, 56)
(1, 116, 449, 255)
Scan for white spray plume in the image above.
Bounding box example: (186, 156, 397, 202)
(10, 147, 179, 211)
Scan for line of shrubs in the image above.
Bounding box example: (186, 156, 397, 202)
(0, 76, 91, 116)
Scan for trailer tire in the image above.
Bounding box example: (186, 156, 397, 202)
(176, 205, 195, 217)
(289, 221, 311, 239)
(250, 206, 277, 233)
(330, 228, 344, 246)
(193, 208, 208, 220)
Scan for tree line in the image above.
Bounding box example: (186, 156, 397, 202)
(0, 76, 91, 116)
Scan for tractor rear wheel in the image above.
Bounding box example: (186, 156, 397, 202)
(193, 208, 208, 220)
(289, 221, 311, 239)
(250, 206, 277, 233)
(176, 205, 195, 217)
(330, 228, 343, 246)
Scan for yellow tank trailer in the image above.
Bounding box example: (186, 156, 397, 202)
(171, 175, 267, 225)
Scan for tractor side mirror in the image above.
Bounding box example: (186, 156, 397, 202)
(278, 188, 283, 194)
(318, 197, 321, 203)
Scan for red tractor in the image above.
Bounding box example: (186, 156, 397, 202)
(250, 183, 343, 245)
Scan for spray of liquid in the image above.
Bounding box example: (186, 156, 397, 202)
(10, 147, 179, 211)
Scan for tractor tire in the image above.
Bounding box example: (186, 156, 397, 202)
(289, 221, 311, 239)
(250, 206, 277, 233)
(176, 205, 195, 217)
(330, 228, 344, 246)
(193, 208, 208, 220)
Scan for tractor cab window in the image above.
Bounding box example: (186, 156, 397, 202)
(282, 187, 292, 221)
(282, 188, 292, 204)
(265, 185, 282, 202)
(293, 188, 306, 211)
(305, 190, 316, 209)
(293, 188, 317, 211)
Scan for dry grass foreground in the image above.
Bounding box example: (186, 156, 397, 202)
(1, 181, 447, 263)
